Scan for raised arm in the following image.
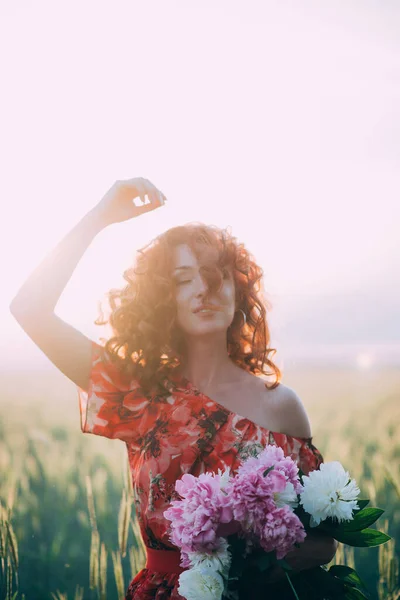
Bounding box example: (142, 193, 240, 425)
(9, 177, 166, 391)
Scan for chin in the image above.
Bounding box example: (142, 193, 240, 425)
(180, 319, 226, 335)
(178, 311, 231, 333)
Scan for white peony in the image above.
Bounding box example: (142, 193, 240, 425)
(300, 461, 361, 527)
(178, 566, 225, 600)
(186, 538, 231, 576)
(275, 481, 299, 510)
(216, 467, 231, 491)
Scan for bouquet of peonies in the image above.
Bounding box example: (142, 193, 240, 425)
(163, 445, 391, 600)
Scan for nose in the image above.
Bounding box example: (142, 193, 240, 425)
(194, 272, 209, 297)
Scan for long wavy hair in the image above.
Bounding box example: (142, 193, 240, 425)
(95, 223, 282, 397)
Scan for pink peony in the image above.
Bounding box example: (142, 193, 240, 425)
(226, 444, 306, 557)
(164, 446, 306, 569)
(164, 472, 234, 555)
(229, 468, 287, 530)
(236, 445, 303, 495)
(258, 507, 307, 559)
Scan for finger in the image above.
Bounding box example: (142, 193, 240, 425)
(138, 178, 149, 196)
(149, 190, 163, 206)
(156, 191, 165, 206)
(127, 177, 147, 198)
(144, 178, 166, 201)
(142, 178, 157, 195)
(138, 197, 158, 214)
(145, 179, 166, 206)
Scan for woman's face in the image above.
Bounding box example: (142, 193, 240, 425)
(171, 244, 236, 337)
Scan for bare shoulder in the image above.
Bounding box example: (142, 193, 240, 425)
(261, 380, 312, 438)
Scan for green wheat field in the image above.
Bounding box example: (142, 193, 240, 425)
(1, 364, 399, 600)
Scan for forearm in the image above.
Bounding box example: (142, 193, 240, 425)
(286, 533, 338, 571)
(267, 533, 338, 583)
(10, 207, 108, 318)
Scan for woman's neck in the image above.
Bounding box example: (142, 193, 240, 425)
(179, 350, 240, 393)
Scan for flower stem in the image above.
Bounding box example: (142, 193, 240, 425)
(285, 572, 300, 600)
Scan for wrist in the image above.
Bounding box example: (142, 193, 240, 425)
(85, 206, 112, 231)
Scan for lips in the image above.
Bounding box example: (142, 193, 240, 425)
(193, 304, 220, 313)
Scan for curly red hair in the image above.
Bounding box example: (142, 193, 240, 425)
(95, 223, 282, 396)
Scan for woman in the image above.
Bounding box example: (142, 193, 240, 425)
(10, 177, 337, 599)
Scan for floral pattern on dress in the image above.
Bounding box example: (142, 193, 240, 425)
(78, 341, 324, 600)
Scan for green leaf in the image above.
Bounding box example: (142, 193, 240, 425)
(263, 465, 274, 477)
(341, 508, 384, 532)
(318, 507, 385, 537)
(329, 565, 356, 577)
(329, 565, 369, 593)
(344, 585, 370, 599)
(331, 528, 391, 547)
(356, 499, 370, 511)
(316, 501, 371, 532)
(316, 520, 342, 535)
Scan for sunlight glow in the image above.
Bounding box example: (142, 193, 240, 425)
(356, 352, 374, 370)
(2, 1, 399, 366)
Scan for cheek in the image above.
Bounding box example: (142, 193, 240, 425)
(175, 288, 191, 311)
(221, 281, 236, 302)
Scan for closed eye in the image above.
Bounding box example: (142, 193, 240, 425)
(176, 271, 230, 286)
(176, 280, 192, 285)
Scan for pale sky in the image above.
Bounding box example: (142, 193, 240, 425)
(1, 0, 399, 365)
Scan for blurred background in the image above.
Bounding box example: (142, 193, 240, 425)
(1, 0, 399, 599)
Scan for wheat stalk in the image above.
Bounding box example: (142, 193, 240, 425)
(111, 550, 125, 600)
(383, 465, 400, 500)
(86, 475, 101, 591)
(74, 584, 84, 600)
(118, 488, 131, 558)
(89, 529, 100, 591)
(85, 475, 98, 533)
(99, 542, 108, 600)
(378, 519, 400, 600)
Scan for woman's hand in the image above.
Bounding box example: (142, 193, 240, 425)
(94, 177, 167, 226)
(264, 531, 338, 584)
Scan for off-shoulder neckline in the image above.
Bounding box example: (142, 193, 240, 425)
(173, 374, 313, 444)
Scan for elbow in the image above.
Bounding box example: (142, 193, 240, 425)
(310, 531, 339, 565)
(9, 298, 25, 318)
(9, 301, 26, 323)
(9, 302, 47, 330)
(9, 301, 21, 320)
(10, 300, 43, 320)
(322, 537, 339, 565)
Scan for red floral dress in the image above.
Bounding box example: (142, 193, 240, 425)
(78, 342, 324, 600)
